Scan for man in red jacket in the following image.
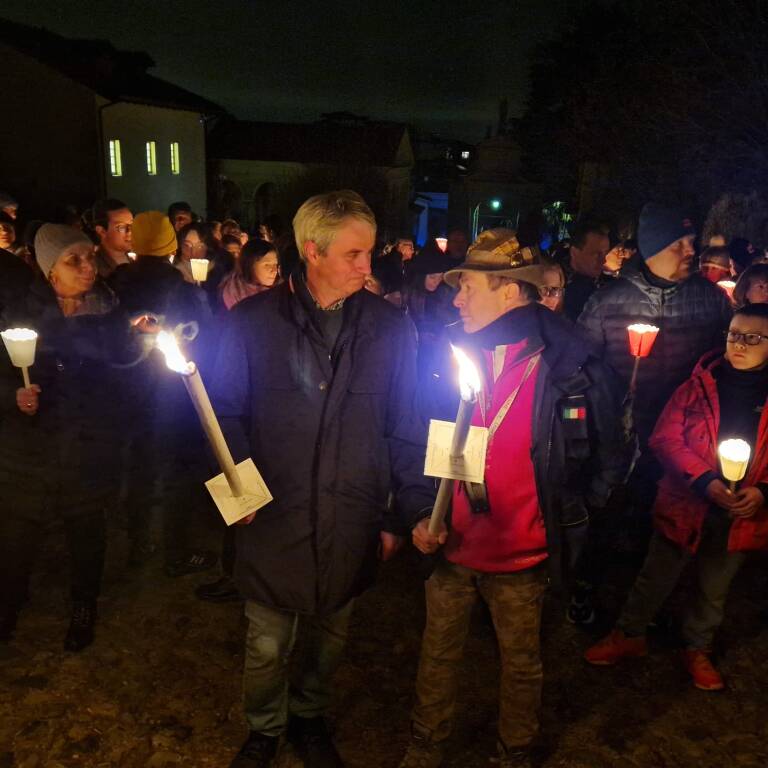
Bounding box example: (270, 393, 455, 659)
(398, 230, 626, 768)
(585, 303, 768, 690)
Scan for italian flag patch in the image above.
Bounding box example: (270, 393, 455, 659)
(563, 407, 586, 420)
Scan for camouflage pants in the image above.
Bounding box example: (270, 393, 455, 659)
(412, 560, 547, 749)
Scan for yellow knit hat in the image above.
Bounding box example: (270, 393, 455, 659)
(132, 211, 177, 257)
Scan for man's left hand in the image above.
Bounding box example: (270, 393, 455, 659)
(730, 486, 764, 518)
(379, 531, 403, 561)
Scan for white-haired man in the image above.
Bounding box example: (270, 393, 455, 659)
(211, 190, 434, 768)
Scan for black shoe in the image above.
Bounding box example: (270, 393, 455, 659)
(195, 576, 241, 603)
(496, 740, 533, 768)
(64, 600, 96, 652)
(229, 732, 278, 768)
(287, 716, 344, 767)
(164, 550, 217, 578)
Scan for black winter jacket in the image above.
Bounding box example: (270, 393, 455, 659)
(578, 264, 731, 443)
(210, 279, 436, 615)
(0, 279, 138, 520)
(449, 303, 628, 589)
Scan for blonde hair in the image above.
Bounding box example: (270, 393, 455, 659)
(293, 190, 376, 261)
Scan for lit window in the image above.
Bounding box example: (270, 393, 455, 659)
(146, 141, 157, 175)
(170, 142, 180, 175)
(109, 140, 122, 177)
(461, 150, 470, 160)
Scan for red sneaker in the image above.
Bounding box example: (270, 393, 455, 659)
(681, 649, 724, 691)
(584, 629, 648, 666)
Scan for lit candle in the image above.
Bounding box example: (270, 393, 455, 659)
(428, 345, 482, 536)
(435, 237, 448, 253)
(190, 258, 209, 284)
(717, 280, 736, 301)
(156, 330, 243, 497)
(627, 323, 660, 394)
(1, 328, 38, 388)
(718, 438, 751, 492)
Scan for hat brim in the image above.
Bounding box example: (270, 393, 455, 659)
(443, 263, 546, 288)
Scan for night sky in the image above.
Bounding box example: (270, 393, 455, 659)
(2, 0, 568, 141)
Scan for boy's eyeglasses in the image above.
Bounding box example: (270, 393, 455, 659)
(726, 331, 768, 346)
(539, 286, 564, 298)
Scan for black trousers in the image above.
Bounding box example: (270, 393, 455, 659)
(0, 510, 106, 613)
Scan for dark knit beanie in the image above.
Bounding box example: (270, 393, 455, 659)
(637, 203, 695, 260)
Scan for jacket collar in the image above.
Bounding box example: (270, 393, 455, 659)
(282, 272, 376, 346)
(450, 302, 596, 385)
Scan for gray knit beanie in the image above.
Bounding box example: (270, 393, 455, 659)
(34, 223, 94, 277)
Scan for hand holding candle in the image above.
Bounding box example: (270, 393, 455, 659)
(627, 323, 659, 394)
(1, 328, 38, 388)
(427, 345, 482, 536)
(718, 438, 751, 493)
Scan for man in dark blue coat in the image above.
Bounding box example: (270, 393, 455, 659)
(211, 191, 434, 768)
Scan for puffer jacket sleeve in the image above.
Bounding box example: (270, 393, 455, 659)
(384, 314, 436, 532)
(648, 379, 715, 486)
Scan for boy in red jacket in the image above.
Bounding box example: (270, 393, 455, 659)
(585, 303, 768, 690)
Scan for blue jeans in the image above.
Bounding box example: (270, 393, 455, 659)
(243, 599, 354, 736)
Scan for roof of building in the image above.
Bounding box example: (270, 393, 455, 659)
(208, 115, 412, 167)
(0, 18, 225, 115)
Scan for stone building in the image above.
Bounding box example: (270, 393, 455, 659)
(0, 19, 223, 219)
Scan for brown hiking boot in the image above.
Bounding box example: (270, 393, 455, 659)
(584, 629, 648, 665)
(681, 649, 725, 691)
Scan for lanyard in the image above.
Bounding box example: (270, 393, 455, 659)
(480, 353, 541, 443)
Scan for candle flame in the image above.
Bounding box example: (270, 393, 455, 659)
(718, 438, 751, 463)
(1, 328, 37, 342)
(452, 345, 481, 401)
(627, 323, 659, 335)
(156, 330, 194, 374)
(717, 280, 736, 300)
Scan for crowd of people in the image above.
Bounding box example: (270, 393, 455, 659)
(1, 187, 767, 768)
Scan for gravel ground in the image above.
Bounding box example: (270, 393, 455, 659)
(2, 520, 767, 768)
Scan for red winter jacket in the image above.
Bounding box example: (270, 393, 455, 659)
(648, 351, 768, 553)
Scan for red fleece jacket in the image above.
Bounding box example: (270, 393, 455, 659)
(445, 341, 548, 572)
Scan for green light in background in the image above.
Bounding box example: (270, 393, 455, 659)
(489, 198, 502, 211)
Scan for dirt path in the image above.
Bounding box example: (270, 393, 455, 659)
(2, 527, 767, 767)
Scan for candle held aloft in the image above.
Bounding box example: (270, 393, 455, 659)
(428, 346, 481, 536)
(1, 328, 38, 388)
(627, 323, 660, 394)
(156, 330, 243, 497)
(718, 438, 751, 492)
(190, 258, 209, 283)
